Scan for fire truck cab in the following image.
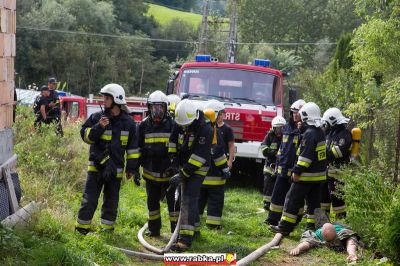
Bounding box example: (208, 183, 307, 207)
(167, 55, 285, 183)
(60, 95, 147, 123)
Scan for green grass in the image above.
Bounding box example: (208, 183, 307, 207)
(146, 3, 201, 28)
(1, 107, 376, 265)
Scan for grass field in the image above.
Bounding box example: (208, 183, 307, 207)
(146, 3, 202, 28)
(0, 107, 374, 265)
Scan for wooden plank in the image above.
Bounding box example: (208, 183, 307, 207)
(3, 167, 19, 213)
(1, 202, 43, 229)
(0, 154, 17, 180)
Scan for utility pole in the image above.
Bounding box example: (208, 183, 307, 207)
(227, 0, 238, 63)
(198, 0, 209, 54)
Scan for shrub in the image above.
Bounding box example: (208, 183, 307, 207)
(342, 165, 399, 262)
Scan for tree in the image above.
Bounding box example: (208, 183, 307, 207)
(238, 0, 360, 66)
(16, 0, 170, 96)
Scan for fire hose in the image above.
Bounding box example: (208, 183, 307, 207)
(236, 233, 283, 266)
(114, 183, 283, 264)
(112, 183, 183, 260)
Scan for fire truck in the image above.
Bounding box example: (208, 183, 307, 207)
(166, 55, 287, 184)
(59, 94, 147, 123)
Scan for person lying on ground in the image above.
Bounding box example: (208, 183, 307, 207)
(289, 222, 359, 263)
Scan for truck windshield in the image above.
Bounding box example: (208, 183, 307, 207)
(179, 68, 278, 105)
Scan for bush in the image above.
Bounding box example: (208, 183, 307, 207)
(342, 165, 399, 262)
(381, 189, 400, 262)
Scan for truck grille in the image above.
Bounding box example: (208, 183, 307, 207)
(225, 120, 244, 140)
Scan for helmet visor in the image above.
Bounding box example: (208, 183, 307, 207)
(273, 126, 283, 136)
(150, 103, 166, 123)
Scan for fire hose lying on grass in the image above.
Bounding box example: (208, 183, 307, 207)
(112, 183, 284, 265)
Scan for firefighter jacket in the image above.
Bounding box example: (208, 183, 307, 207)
(33, 95, 50, 117)
(326, 124, 352, 167)
(138, 115, 175, 182)
(203, 125, 229, 186)
(276, 121, 301, 175)
(168, 112, 213, 178)
(261, 130, 282, 164)
(80, 110, 139, 178)
(48, 89, 61, 117)
(292, 125, 327, 182)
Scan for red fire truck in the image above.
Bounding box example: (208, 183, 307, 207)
(166, 55, 286, 183)
(59, 95, 147, 123)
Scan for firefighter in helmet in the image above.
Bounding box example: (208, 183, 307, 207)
(167, 94, 181, 118)
(168, 99, 213, 251)
(320, 108, 352, 218)
(265, 99, 305, 226)
(198, 100, 231, 229)
(136, 90, 178, 236)
(75, 84, 139, 234)
(270, 102, 327, 235)
(261, 115, 286, 211)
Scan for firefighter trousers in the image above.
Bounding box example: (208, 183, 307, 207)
(278, 182, 321, 232)
(198, 185, 225, 228)
(177, 174, 204, 246)
(320, 176, 346, 215)
(266, 171, 292, 225)
(145, 180, 178, 233)
(76, 171, 121, 230)
(263, 172, 276, 209)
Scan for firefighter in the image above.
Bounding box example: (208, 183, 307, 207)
(33, 86, 51, 129)
(265, 99, 305, 225)
(270, 102, 327, 235)
(137, 90, 177, 236)
(168, 99, 213, 251)
(47, 77, 63, 136)
(320, 108, 352, 218)
(198, 100, 231, 229)
(261, 115, 286, 211)
(75, 84, 139, 234)
(215, 101, 234, 169)
(167, 94, 181, 118)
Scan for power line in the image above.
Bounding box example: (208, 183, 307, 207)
(17, 26, 337, 46)
(17, 26, 196, 44)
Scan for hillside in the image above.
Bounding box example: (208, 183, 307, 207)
(146, 3, 202, 28)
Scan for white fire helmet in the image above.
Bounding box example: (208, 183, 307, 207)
(167, 94, 181, 112)
(299, 102, 322, 127)
(271, 115, 286, 128)
(322, 107, 350, 127)
(290, 99, 306, 112)
(175, 99, 199, 126)
(148, 90, 168, 105)
(205, 99, 225, 113)
(100, 83, 126, 105)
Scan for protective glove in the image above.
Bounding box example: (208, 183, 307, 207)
(164, 166, 179, 178)
(133, 170, 141, 186)
(167, 173, 183, 192)
(102, 160, 117, 182)
(221, 167, 231, 180)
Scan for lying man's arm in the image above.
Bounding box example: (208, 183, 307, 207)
(346, 238, 358, 262)
(290, 241, 312, 256)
